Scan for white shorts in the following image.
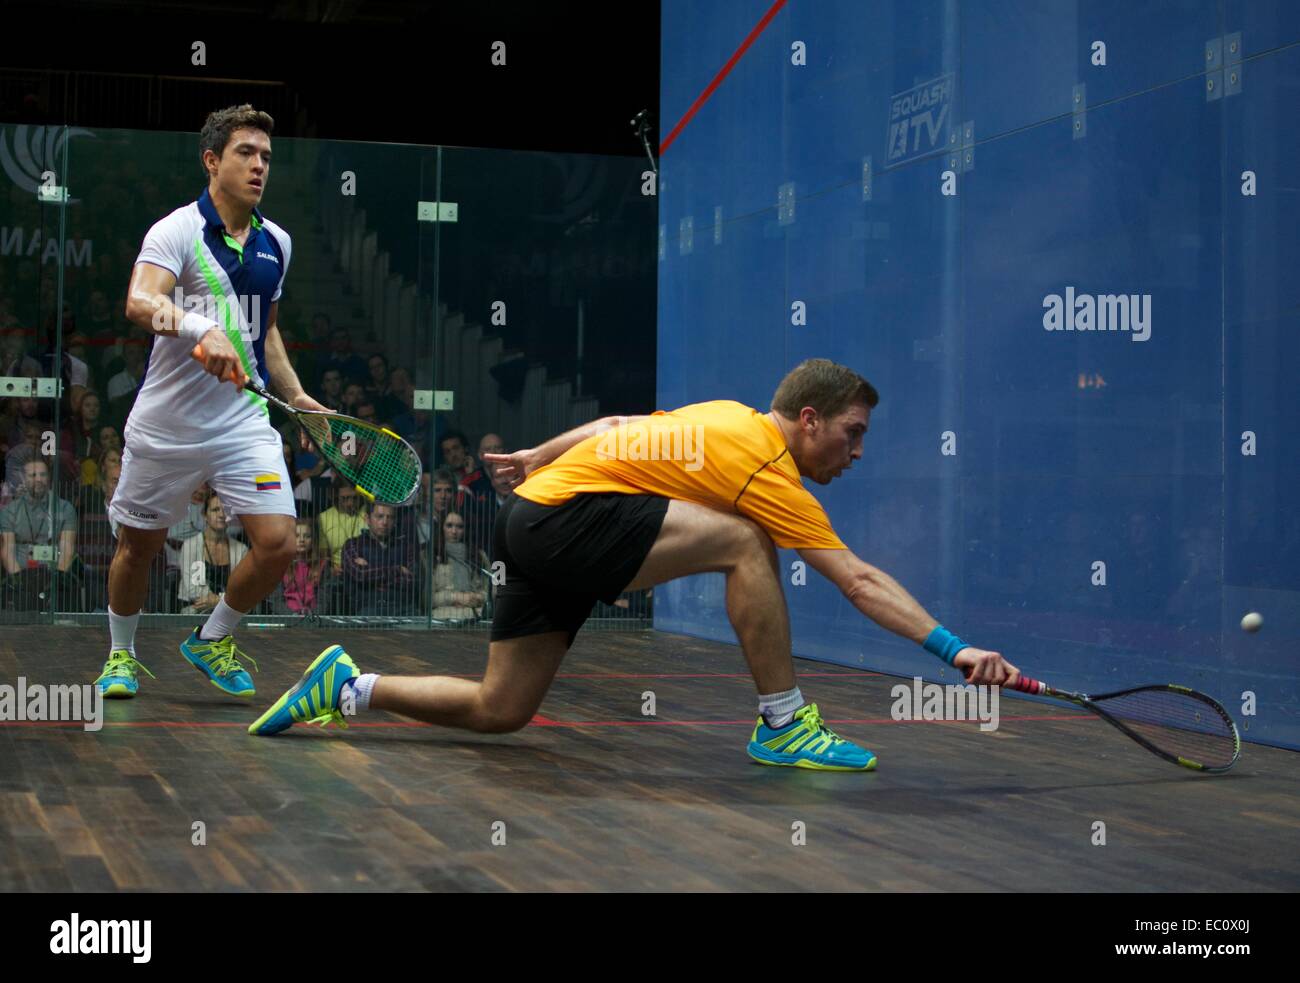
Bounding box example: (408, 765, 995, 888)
(110, 428, 296, 530)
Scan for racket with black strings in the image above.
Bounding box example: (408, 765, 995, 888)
(192, 345, 422, 506)
(1003, 673, 1241, 773)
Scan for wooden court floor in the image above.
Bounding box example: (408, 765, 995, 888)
(1, 626, 1296, 892)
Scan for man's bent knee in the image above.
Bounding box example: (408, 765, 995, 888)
(732, 515, 777, 564)
(473, 699, 534, 734)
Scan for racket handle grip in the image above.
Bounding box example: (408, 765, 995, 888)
(191, 343, 245, 385)
(1007, 675, 1043, 695)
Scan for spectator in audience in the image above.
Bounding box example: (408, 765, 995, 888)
(300, 312, 333, 384)
(4, 391, 44, 453)
(439, 429, 491, 502)
(38, 329, 90, 416)
(430, 509, 488, 620)
(388, 366, 415, 412)
(96, 447, 123, 482)
(165, 483, 210, 572)
(0, 326, 41, 378)
(83, 459, 122, 519)
(0, 459, 78, 610)
(291, 436, 327, 503)
(177, 492, 248, 615)
(342, 501, 415, 616)
(391, 400, 439, 468)
(69, 391, 105, 484)
(107, 339, 148, 423)
(340, 381, 366, 417)
(364, 353, 404, 422)
(318, 476, 368, 573)
(272, 516, 330, 615)
(98, 425, 122, 456)
(416, 468, 456, 551)
(318, 367, 344, 412)
(64, 333, 97, 393)
(323, 326, 368, 385)
(85, 289, 115, 339)
(461, 432, 503, 502)
(481, 451, 515, 561)
(79, 461, 120, 611)
(5, 418, 76, 496)
(356, 400, 378, 426)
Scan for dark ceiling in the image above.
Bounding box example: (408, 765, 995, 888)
(0, 0, 661, 155)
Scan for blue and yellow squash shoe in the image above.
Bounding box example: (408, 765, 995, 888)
(94, 649, 156, 699)
(248, 644, 359, 737)
(747, 703, 876, 771)
(179, 628, 257, 698)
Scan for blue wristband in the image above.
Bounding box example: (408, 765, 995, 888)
(923, 624, 969, 666)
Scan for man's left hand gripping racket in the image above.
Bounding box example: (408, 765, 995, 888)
(193, 345, 422, 506)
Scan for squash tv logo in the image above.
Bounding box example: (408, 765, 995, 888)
(0, 124, 95, 201)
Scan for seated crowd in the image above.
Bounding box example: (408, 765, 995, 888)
(0, 312, 526, 620)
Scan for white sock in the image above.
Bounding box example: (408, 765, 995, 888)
(199, 595, 246, 641)
(759, 686, 804, 729)
(343, 673, 380, 713)
(108, 607, 139, 656)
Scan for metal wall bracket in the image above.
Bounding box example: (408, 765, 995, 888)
(37, 185, 68, 204)
(416, 201, 459, 222)
(0, 376, 33, 397)
(679, 215, 694, 255)
(861, 156, 873, 201)
(946, 121, 976, 174)
(36, 377, 62, 399)
(713, 205, 723, 245)
(413, 389, 454, 411)
(1072, 83, 1087, 140)
(1206, 33, 1243, 100)
(777, 182, 796, 226)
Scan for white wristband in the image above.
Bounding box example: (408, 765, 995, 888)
(178, 311, 219, 344)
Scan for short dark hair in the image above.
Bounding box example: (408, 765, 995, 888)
(198, 104, 274, 179)
(440, 430, 468, 452)
(771, 358, 879, 422)
(431, 468, 458, 489)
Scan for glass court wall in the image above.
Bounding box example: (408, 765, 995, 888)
(0, 125, 656, 630)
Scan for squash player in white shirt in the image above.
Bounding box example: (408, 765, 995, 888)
(94, 104, 330, 700)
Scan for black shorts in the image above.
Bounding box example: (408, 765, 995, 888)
(489, 491, 670, 648)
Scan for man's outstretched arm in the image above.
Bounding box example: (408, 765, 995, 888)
(798, 547, 1019, 684)
(483, 414, 649, 484)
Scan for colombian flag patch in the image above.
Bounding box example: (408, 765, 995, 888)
(255, 473, 282, 491)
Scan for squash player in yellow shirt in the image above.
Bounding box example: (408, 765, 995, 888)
(250, 359, 1021, 770)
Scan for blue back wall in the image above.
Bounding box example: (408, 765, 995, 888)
(656, 0, 1300, 750)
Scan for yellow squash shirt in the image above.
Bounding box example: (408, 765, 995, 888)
(515, 399, 846, 551)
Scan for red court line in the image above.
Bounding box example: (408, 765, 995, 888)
(659, 0, 789, 156)
(444, 671, 881, 679)
(1, 713, 1092, 730)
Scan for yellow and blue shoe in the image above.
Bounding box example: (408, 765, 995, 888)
(179, 628, 257, 698)
(747, 703, 877, 771)
(248, 644, 359, 737)
(94, 649, 156, 699)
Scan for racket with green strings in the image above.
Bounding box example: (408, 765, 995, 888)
(193, 344, 422, 506)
